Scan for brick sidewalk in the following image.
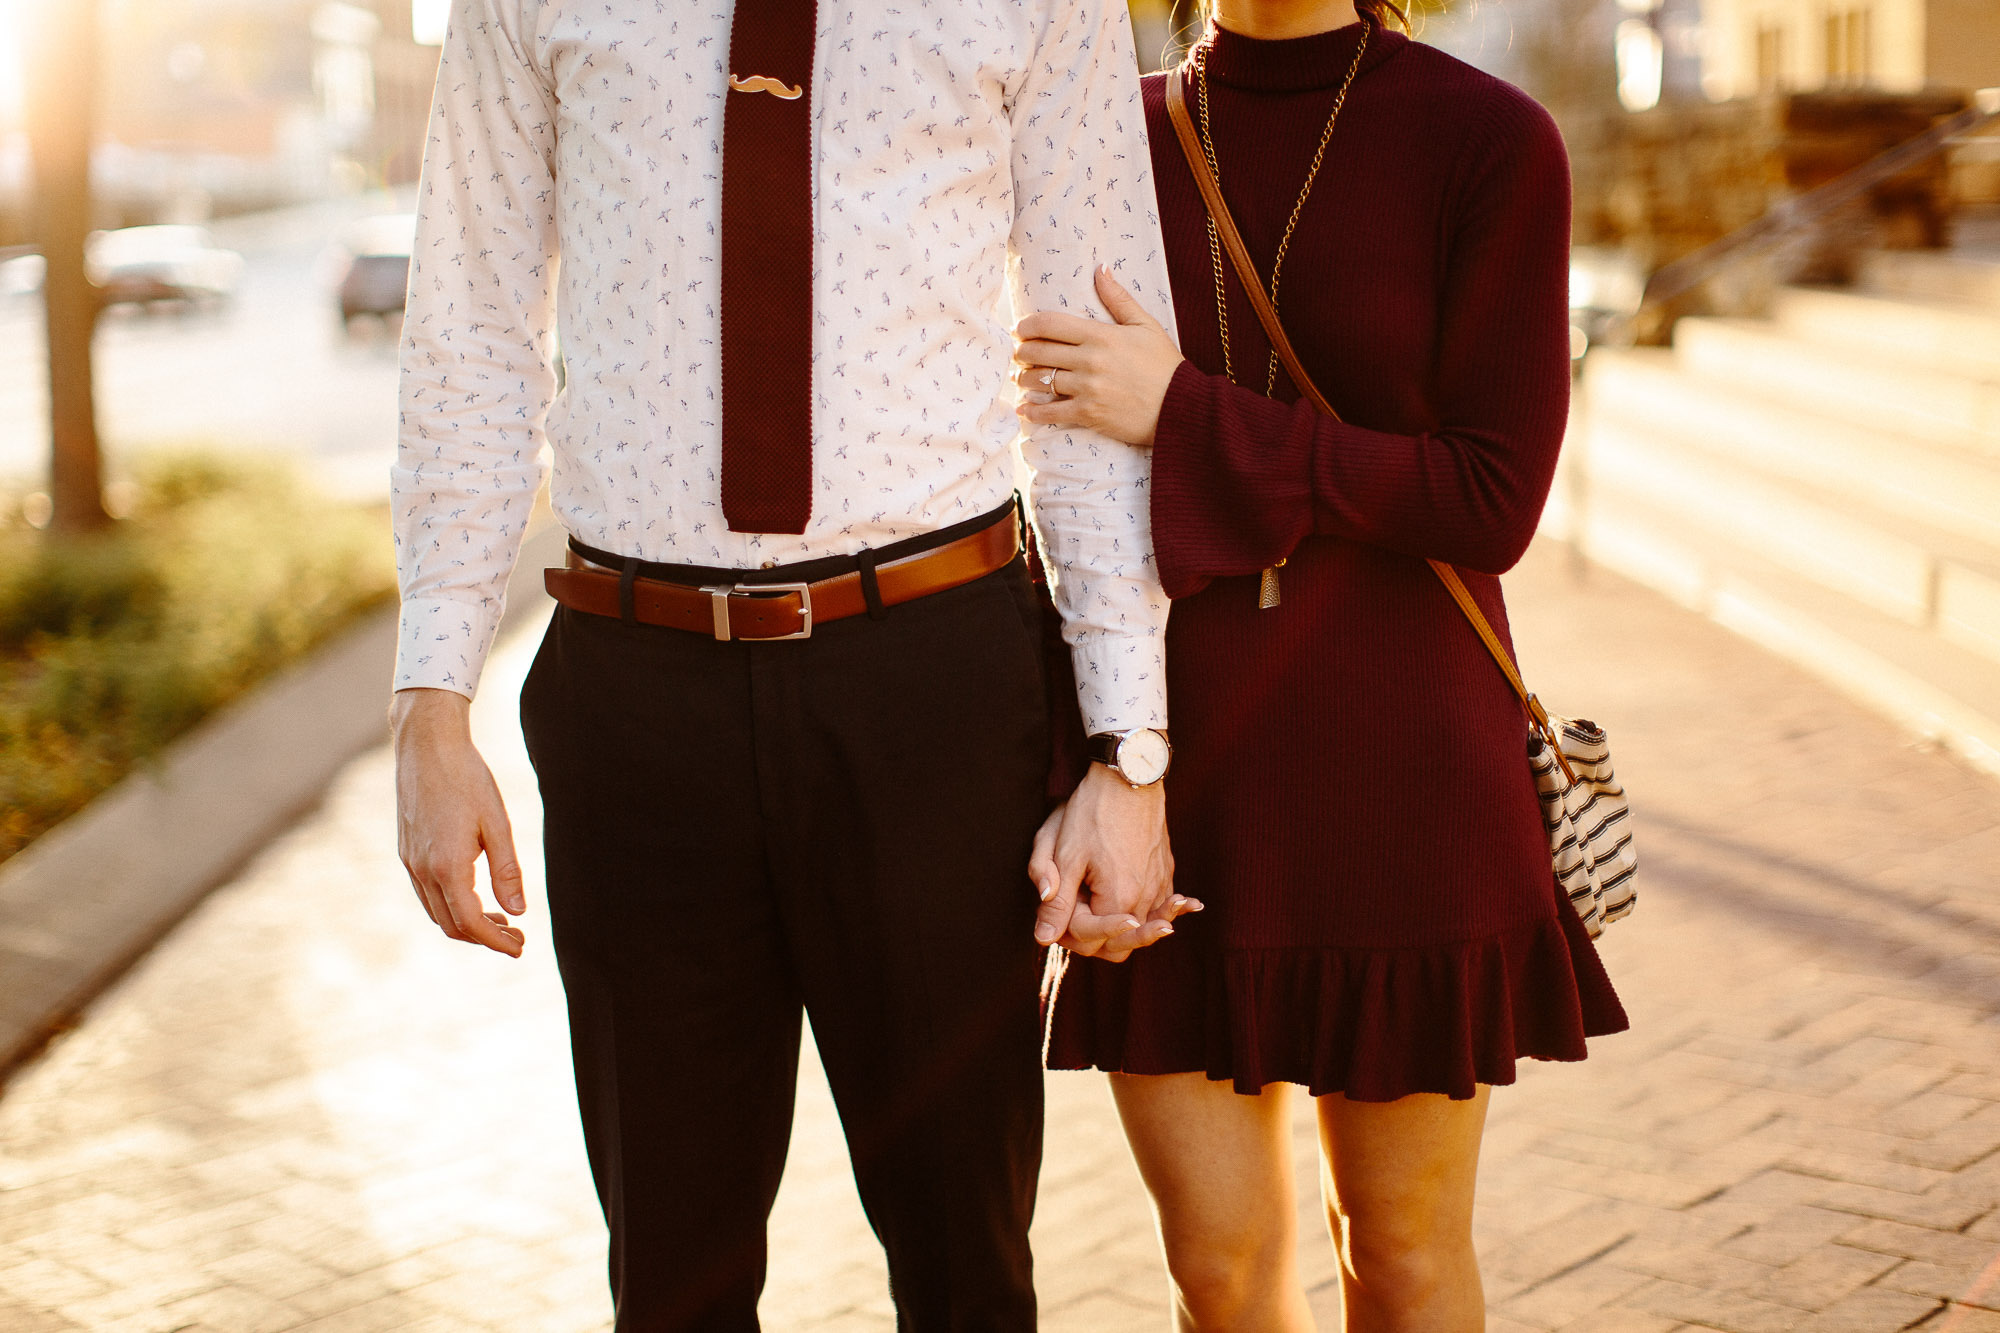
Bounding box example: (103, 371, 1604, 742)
(2, 539, 1999, 1331)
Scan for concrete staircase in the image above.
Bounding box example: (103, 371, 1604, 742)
(1552, 249, 2000, 779)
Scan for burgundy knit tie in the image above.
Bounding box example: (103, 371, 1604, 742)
(719, 0, 818, 535)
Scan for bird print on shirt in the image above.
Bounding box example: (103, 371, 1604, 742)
(394, 0, 1173, 736)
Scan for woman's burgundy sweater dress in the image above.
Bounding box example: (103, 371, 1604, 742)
(1043, 21, 1628, 1101)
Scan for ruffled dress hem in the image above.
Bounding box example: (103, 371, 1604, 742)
(1045, 881, 1629, 1103)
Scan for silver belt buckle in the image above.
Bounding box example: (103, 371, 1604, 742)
(701, 581, 813, 642)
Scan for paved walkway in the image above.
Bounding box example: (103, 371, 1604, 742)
(4, 539, 2000, 1332)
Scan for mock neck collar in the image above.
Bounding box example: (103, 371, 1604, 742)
(1197, 18, 1406, 94)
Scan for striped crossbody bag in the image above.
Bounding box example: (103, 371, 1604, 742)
(1164, 68, 1637, 937)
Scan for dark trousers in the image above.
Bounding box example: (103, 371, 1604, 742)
(519, 540, 1050, 1332)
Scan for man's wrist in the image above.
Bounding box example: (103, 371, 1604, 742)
(1084, 760, 1166, 794)
(390, 687, 473, 746)
(1086, 728, 1171, 788)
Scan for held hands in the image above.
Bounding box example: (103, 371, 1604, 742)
(391, 688, 528, 958)
(1013, 265, 1185, 446)
(1030, 763, 1202, 964)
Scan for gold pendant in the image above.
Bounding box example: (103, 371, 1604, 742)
(1258, 562, 1283, 609)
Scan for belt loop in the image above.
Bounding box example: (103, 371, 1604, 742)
(619, 558, 640, 628)
(856, 548, 888, 620)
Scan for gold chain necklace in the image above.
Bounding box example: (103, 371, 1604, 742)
(1191, 21, 1369, 607)
(1195, 20, 1369, 395)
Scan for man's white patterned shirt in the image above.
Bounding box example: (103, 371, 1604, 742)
(392, 0, 1176, 734)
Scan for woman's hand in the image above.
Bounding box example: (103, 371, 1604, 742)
(1029, 782, 1203, 965)
(1013, 265, 1184, 446)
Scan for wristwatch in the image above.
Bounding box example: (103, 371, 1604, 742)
(1086, 728, 1172, 788)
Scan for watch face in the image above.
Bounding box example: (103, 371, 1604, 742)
(1118, 729, 1171, 786)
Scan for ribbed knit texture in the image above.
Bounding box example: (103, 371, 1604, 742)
(719, 0, 817, 533)
(1045, 21, 1628, 1101)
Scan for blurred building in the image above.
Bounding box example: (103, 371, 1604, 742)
(1421, 0, 2000, 273)
(1700, 0, 2000, 99)
(12, 0, 1992, 252)
(364, 0, 448, 188)
(0, 0, 440, 234)
(1428, 0, 1997, 111)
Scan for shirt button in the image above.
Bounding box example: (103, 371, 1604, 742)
(760, 559, 776, 570)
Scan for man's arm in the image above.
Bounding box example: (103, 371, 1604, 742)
(1008, 0, 1176, 736)
(391, 0, 559, 956)
(394, 0, 558, 697)
(1008, 0, 1181, 951)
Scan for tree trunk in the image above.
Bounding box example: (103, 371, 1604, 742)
(28, 0, 109, 533)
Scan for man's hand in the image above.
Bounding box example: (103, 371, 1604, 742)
(1029, 764, 1199, 964)
(392, 688, 526, 958)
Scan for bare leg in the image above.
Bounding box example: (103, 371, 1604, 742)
(1109, 1072, 1317, 1332)
(1317, 1087, 1489, 1332)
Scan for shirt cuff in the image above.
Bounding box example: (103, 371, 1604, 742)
(393, 594, 504, 699)
(1069, 634, 1168, 737)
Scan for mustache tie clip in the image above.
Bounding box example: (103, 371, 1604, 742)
(729, 74, 804, 99)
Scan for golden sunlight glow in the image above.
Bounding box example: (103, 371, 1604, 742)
(0, 0, 23, 128)
(412, 0, 450, 46)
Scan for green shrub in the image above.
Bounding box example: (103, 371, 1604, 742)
(0, 538, 166, 649)
(0, 452, 396, 865)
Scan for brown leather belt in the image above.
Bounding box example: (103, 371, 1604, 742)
(543, 510, 1020, 641)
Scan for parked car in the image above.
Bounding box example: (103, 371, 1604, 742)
(86, 225, 243, 310)
(334, 213, 416, 327)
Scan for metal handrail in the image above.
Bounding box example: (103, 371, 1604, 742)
(1639, 87, 2000, 312)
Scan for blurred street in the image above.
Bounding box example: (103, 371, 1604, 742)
(5, 539, 2000, 1331)
(0, 196, 408, 502)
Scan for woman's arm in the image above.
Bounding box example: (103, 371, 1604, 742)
(1016, 91, 1574, 601)
(1149, 93, 1574, 598)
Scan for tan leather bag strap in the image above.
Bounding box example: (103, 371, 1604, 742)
(1166, 70, 1327, 422)
(1165, 68, 1560, 748)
